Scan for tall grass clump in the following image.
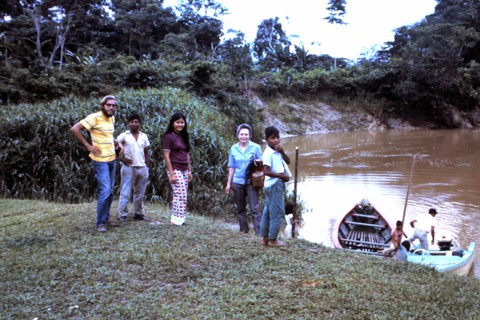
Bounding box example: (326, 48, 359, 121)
(0, 87, 261, 217)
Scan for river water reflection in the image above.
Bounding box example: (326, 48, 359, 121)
(282, 129, 480, 278)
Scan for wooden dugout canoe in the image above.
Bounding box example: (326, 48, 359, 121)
(332, 200, 395, 254)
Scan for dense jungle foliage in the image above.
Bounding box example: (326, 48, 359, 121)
(2, 0, 480, 125)
(0, 88, 263, 215)
(1, 0, 480, 209)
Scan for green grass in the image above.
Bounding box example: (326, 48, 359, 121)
(1, 199, 479, 319)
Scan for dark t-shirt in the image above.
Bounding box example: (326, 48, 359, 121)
(162, 132, 189, 171)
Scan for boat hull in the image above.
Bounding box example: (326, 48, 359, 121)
(333, 201, 395, 253)
(407, 242, 476, 276)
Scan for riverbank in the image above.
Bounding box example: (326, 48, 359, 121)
(258, 96, 411, 136)
(257, 96, 480, 135)
(2, 199, 479, 319)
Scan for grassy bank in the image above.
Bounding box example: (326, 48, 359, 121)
(1, 199, 479, 319)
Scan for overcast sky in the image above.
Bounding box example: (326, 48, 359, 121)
(164, 0, 437, 59)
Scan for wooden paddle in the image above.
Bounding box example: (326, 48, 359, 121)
(292, 147, 299, 238)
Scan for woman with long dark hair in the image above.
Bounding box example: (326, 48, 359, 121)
(162, 112, 192, 225)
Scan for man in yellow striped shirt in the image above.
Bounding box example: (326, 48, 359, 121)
(71, 95, 123, 232)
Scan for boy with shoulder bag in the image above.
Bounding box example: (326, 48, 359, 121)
(260, 126, 292, 247)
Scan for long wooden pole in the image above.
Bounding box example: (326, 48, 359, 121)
(400, 155, 417, 238)
(292, 147, 299, 238)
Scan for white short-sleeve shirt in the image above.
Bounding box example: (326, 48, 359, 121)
(415, 213, 436, 232)
(262, 145, 292, 189)
(117, 130, 150, 167)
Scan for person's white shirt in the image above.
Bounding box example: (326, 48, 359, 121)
(415, 213, 436, 232)
(262, 146, 292, 189)
(283, 214, 294, 239)
(117, 130, 150, 167)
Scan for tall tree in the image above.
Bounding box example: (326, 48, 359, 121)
(373, 0, 480, 126)
(175, 0, 225, 59)
(3, 0, 109, 69)
(325, 0, 347, 25)
(253, 17, 292, 71)
(176, 0, 227, 17)
(218, 30, 254, 95)
(110, 0, 178, 60)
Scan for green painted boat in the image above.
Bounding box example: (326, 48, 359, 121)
(407, 242, 476, 276)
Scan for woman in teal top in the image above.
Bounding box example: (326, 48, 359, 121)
(225, 124, 263, 235)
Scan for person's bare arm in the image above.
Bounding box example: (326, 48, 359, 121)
(225, 167, 235, 194)
(116, 141, 131, 165)
(144, 146, 150, 167)
(431, 225, 435, 245)
(384, 235, 392, 244)
(70, 122, 101, 156)
(410, 219, 417, 229)
(263, 165, 290, 182)
(186, 153, 193, 182)
(114, 139, 124, 157)
(275, 144, 291, 164)
(163, 150, 177, 184)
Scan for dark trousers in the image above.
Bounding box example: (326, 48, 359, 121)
(232, 182, 262, 235)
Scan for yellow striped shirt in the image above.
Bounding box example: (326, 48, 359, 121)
(80, 111, 116, 162)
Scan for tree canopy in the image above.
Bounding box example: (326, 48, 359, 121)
(1, 0, 480, 128)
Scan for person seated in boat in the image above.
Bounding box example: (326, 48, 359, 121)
(355, 198, 374, 215)
(395, 240, 411, 262)
(381, 220, 408, 256)
(282, 202, 301, 239)
(408, 208, 437, 250)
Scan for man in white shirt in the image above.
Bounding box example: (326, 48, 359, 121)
(117, 113, 151, 222)
(409, 208, 437, 250)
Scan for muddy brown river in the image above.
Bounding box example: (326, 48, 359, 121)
(282, 129, 479, 278)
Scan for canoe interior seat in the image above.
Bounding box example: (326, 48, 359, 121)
(344, 221, 386, 229)
(350, 213, 380, 220)
(342, 230, 388, 251)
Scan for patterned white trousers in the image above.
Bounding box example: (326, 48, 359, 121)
(167, 169, 189, 225)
